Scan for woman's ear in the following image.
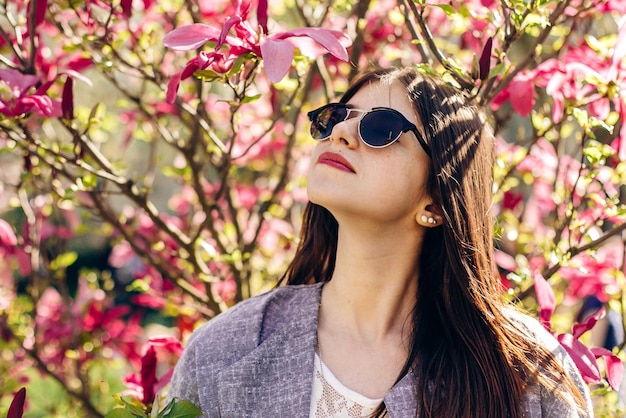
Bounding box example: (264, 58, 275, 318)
(416, 203, 443, 227)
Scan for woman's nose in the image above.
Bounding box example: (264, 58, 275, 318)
(327, 117, 359, 148)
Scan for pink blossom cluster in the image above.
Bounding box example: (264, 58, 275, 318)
(162, 0, 351, 102)
(494, 18, 626, 160)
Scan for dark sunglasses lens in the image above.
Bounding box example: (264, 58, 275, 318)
(310, 105, 347, 140)
(360, 110, 403, 147)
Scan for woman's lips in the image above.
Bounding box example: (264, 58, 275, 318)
(317, 151, 355, 173)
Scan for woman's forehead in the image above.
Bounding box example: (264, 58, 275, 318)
(348, 80, 419, 124)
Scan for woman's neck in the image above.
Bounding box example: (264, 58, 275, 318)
(320, 222, 423, 343)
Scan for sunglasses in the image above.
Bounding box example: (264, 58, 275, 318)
(307, 103, 431, 156)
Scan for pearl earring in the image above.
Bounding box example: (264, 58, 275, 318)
(421, 215, 437, 225)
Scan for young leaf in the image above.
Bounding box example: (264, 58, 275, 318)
(432, 4, 455, 16)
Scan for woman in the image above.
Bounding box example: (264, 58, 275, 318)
(167, 67, 593, 417)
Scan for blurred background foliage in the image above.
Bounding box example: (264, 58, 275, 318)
(0, 0, 625, 416)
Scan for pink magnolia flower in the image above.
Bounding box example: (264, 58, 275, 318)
(535, 277, 623, 390)
(491, 70, 536, 116)
(533, 272, 555, 331)
(568, 0, 626, 14)
(0, 69, 57, 117)
(212, 274, 238, 304)
(559, 241, 622, 304)
(162, 0, 351, 101)
(534, 18, 626, 160)
(0, 219, 17, 246)
(558, 308, 624, 391)
(122, 336, 184, 403)
(494, 17, 626, 161)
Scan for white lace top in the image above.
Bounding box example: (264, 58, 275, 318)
(309, 352, 387, 417)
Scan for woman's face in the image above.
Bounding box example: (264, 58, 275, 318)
(307, 80, 432, 225)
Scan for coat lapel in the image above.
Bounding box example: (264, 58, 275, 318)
(385, 370, 419, 417)
(215, 284, 321, 417)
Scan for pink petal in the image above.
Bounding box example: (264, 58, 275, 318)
(573, 306, 605, 339)
(494, 250, 517, 272)
(20, 95, 53, 116)
(257, 0, 268, 34)
(533, 271, 555, 331)
(558, 333, 601, 383)
(589, 97, 610, 120)
(592, 347, 624, 391)
(260, 38, 295, 83)
(66, 57, 94, 73)
(619, 100, 626, 161)
(274, 27, 350, 61)
(163, 24, 222, 51)
(0, 69, 40, 96)
(609, 16, 626, 79)
(131, 293, 166, 310)
(0, 219, 17, 246)
(154, 367, 174, 393)
(217, 16, 242, 50)
(147, 335, 183, 356)
(121, 0, 132, 18)
(551, 93, 564, 123)
(27, 0, 48, 29)
(606, 354, 624, 391)
(181, 57, 201, 79)
(166, 72, 182, 104)
(508, 72, 535, 117)
(61, 69, 93, 86)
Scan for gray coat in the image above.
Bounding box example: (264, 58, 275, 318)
(167, 283, 593, 417)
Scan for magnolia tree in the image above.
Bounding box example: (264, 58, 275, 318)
(0, 0, 625, 416)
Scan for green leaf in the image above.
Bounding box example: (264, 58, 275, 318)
(161, 400, 202, 418)
(194, 70, 222, 82)
(523, 13, 549, 29)
(488, 62, 507, 79)
(151, 395, 161, 418)
(431, 4, 455, 16)
(226, 53, 254, 78)
(112, 395, 148, 417)
(105, 408, 137, 418)
(572, 108, 589, 129)
(50, 252, 78, 270)
(583, 139, 616, 165)
(85, 102, 105, 133)
(157, 397, 176, 417)
(80, 173, 98, 189)
(241, 94, 262, 104)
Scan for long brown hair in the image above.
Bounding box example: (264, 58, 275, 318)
(281, 67, 586, 417)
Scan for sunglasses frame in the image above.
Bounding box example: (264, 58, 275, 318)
(307, 103, 431, 156)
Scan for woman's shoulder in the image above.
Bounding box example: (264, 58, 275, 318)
(503, 307, 577, 370)
(503, 308, 561, 350)
(185, 282, 321, 353)
(504, 307, 594, 417)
